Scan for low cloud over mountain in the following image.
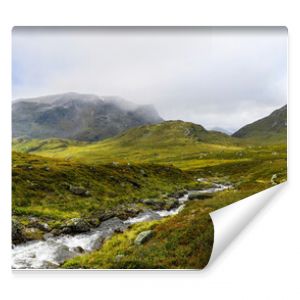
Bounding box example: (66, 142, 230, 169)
(12, 92, 163, 141)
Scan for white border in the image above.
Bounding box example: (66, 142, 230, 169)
(0, 1, 298, 299)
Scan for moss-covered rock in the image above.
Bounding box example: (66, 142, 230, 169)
(134, 230, 154, 245)
(23, 227, 44, 241)
(139, 197, 179, 211)
(12, 219, 26, 245)
(62, 218, 91, 234)
(69, 185, 91, 197)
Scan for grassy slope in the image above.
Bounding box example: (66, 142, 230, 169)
(12, 120, 287, 269)
(13, 121, 244, 169)
(60, 143, 286, 269)
(12, 119, 287, 220)
(12, 121, 287, 172)
(12, 151, 201, 223)
(63, 204, 214, 269)
(232, 105, 287, 143)
(12, 137, 86, 153)
(60, 134, 286, 269)
(61, 191, 246, 269)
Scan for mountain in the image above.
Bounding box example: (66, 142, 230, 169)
(232, 105, 287, 142)
(12, 92, 163, 141)
(210, 127, 233, 135)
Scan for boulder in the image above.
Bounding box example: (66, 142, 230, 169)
(90, 236, 105, 250)
(69, 185, 91, 197)
(115, 254, 124, 262)
(61, 226, 72, 234)
(43, 261, 60, 269)
(87, 218, 101, 227)
(140, 169, 148, 177)
(28, 217, 50, 232)
(62, 218, 91, 234)
(140, 198, 165, 210)
(134, 230, 154, 245)
(140, 198, 179, 210)
(115, 204, 143, 220)
(12, 219, 26, 245)
(164, 198, 179, 210)
(23, 227, 44, 241)
(71, 246, 85, 253)
(31, 221, 50, 232)
(38, 222, 50, 232)
(51, 228, 62, 236)
(51, 245, 75, 264)
(188, 191, 213, 200)
(97, 204, 144, 221)
(43, 232, 54, 240)
(99, 217, 125, 232)
(96, 211, 115, 222)
(28, 216, 39, 223)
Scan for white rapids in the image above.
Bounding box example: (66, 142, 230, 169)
(12, 183, 231, 269)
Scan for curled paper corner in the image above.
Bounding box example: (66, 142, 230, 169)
(208, 182, 287, 266)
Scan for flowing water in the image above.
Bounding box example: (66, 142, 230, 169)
(12, 182, 231, 269)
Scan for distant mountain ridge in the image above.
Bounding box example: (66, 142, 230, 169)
(210, 127, 233, 135)
(12, 92, 163, 141)
(232, 105, 287, 141)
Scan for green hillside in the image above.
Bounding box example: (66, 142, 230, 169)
(233, 105, 287, 142)
(11, 109, 287, 269)
(13, 120, 244, 169)
(12, 137, 86, 153)
(62, 156, 287, 269)
(12, 151, 201, 226)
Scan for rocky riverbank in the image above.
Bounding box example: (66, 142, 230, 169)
(12, 190, 187, 246)
(12, 183, 232, 269)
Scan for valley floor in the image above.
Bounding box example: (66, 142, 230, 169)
(12, 138, 287, 269)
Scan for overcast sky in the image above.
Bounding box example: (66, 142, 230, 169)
(12, 27, 287, 131)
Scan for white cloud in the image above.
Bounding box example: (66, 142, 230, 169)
(12, 27, 287, 130)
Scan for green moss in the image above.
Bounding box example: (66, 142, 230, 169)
(12, 151, 197, 224)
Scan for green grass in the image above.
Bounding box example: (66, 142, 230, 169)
(12, 137, 86, 153)
(60, 143, 287, 269)
(12, 119, 287, 268)
(12, 151, 203, 225)
(62, 201, 215, 269)
(62, 180, 275, 269)
(12, 121, 286, 171)
(233, 105, 287, 143)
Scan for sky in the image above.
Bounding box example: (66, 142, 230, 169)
(12, 27, 287, 132)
